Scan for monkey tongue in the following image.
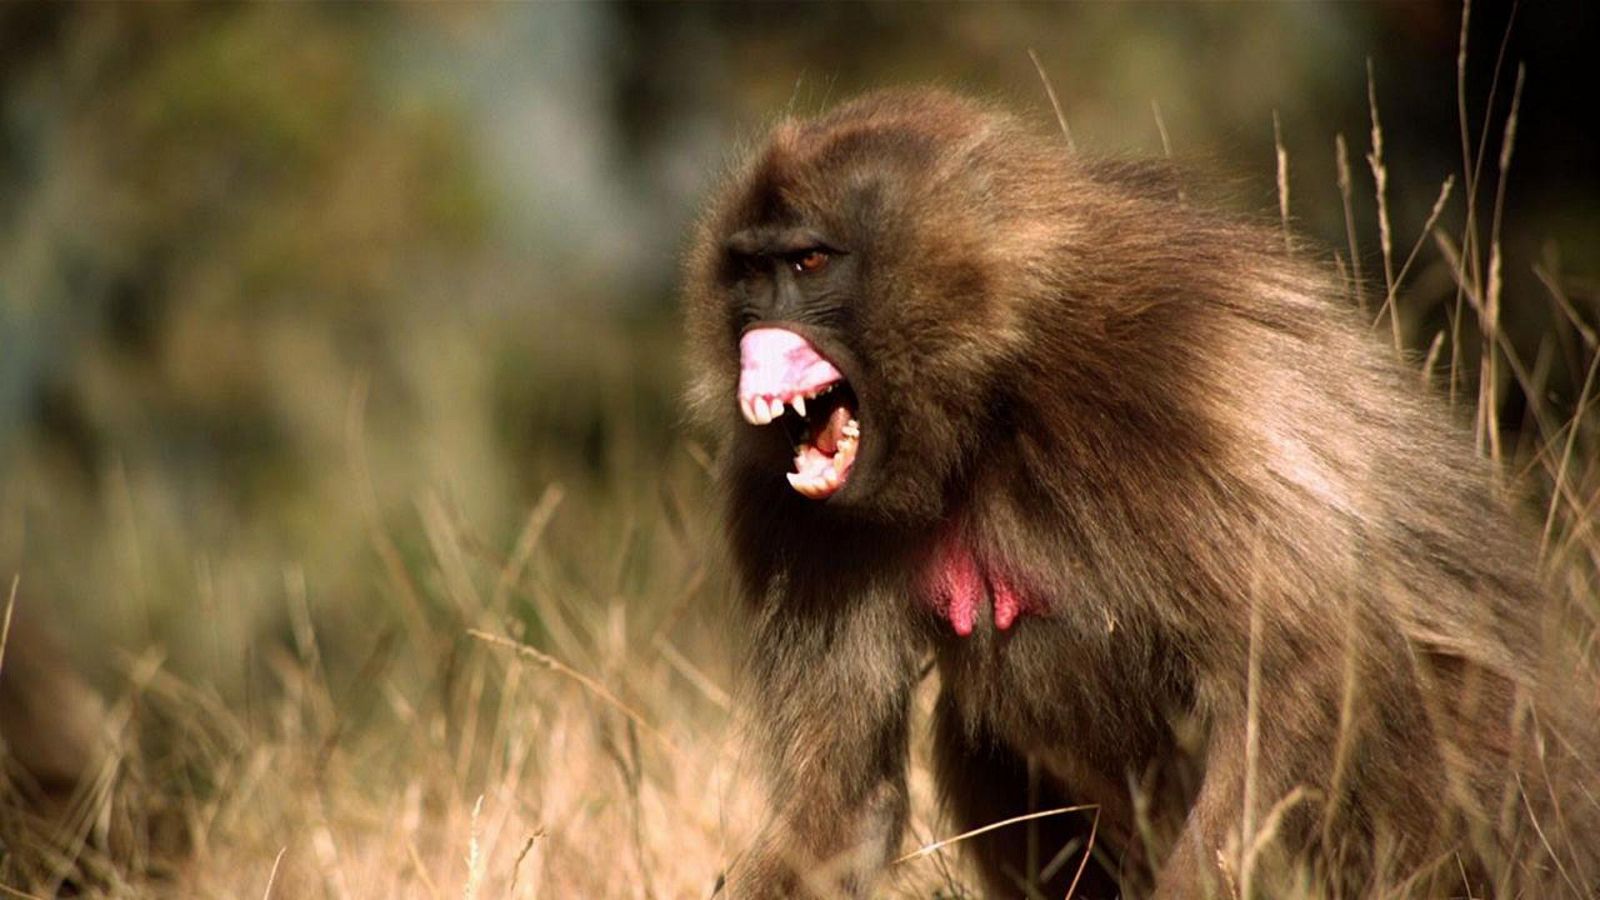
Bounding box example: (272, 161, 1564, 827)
(738, 328, 843, 405)
(788, 406, 859, 499)
(813, 404, 853, 454)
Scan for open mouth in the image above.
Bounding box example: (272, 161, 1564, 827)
(738, 327, 861, 500)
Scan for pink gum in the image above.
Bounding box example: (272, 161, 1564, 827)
(738, 328, 843, 400)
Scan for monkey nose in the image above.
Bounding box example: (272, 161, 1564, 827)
(738, 328, 843, 412)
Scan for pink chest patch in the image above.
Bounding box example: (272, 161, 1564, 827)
(924, 536, 1043, 636)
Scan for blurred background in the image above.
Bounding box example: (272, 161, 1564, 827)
(0, 4, 1595, 897)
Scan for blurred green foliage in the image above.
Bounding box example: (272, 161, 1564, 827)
(0, 3, 1594, 691)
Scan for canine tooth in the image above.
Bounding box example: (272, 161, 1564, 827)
(792, 395, 806, 418)
(757, 396, 775, 424)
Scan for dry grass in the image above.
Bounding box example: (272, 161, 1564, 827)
(0, 382, 973, 898)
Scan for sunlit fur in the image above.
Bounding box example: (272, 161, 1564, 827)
(684, 88, 1599, 898)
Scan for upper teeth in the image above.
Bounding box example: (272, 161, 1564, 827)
(740, 395, 776, 425)
(739, 386, 834, 426)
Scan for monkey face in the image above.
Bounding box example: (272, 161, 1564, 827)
(713, 223, 881, 510)
(686, 96, 1029, 524)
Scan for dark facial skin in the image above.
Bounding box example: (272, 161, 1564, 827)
(683, 88, 1600, 898)
(719, 226, 887, 503)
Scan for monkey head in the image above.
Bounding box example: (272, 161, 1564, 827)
(685, 91, 1041, 526)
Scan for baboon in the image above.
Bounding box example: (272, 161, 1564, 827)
(683, 88, 1599, 897)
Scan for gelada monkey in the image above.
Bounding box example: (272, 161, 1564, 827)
(683, 89, 1598, 897)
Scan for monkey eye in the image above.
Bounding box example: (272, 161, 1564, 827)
(791, 249, 830, 274)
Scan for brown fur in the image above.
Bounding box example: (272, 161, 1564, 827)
(683, 88, 1600, 898)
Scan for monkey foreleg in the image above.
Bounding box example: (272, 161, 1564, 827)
(721, 594, 922, 898)
(1152, 709, 1327, 900)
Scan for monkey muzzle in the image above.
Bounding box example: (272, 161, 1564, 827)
(738, 327, 861, 500)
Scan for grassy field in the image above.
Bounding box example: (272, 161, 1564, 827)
(1, 8, 1597, 899)
(0, 309, 981, 897)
